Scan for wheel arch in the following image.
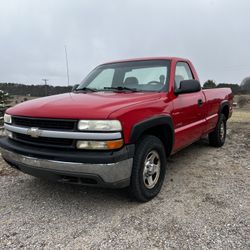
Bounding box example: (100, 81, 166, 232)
(130, 115, 174, 157)
(219, 101, 230, 120)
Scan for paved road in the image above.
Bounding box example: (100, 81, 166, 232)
(0, 122, 249, 249)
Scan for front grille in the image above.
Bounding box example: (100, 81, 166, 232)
(13, 132, 74, 148)
(12, 117, 77, 130)
(10, 116, 78, 149)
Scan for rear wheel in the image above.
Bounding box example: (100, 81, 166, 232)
(209, 114, 227, 147)
(129, 135, 166, 202)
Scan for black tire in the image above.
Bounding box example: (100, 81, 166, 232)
(208, 114, 227, 147)
(129, 135, 167, 202)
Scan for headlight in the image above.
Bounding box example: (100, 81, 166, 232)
(78, 120, 122, 131)
(76, 139, 123, 150)
(4, 113, 12, 124)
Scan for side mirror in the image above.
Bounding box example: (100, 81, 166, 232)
(72, 84, 79, 92)
(175, 80, 201, 95)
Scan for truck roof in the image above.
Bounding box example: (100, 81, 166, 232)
(102, 57, 189, 65)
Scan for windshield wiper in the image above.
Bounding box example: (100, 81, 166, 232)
(103, 86, 138, 92)
(74, 87, 97, 92)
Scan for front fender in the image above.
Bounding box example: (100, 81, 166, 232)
(129, 115, 174, 156)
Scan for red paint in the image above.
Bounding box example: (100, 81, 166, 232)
(7, 57, 233, 154)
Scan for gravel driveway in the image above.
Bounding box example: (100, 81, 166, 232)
(0, 121, 249, 249)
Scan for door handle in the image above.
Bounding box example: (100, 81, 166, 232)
(197, 99, 203, 107)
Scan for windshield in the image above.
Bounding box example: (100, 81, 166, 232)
(77, 60, 170, 92)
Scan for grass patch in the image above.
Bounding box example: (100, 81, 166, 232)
(230, 109, 250, 122)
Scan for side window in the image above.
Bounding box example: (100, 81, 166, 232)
(175, 62, 194, 89)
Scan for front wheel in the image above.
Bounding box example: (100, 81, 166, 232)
(209, 114, 227, 147)
(129, 135, 167, 202)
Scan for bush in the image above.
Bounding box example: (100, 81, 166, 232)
(0, 90, 12, 107)
(238, 96, 248, 108)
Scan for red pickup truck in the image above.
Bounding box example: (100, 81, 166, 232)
(0, 57, 233, 201)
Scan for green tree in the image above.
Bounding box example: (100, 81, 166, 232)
(203, 80, 216, 89)
(241, 77, 250, 92)
(0, 90, 12, 107)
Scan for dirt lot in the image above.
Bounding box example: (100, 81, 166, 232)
(0, 110, 249, 249)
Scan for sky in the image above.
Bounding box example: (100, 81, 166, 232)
(0, 0, 250, 86)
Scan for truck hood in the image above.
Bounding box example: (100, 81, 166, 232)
(7, 92, 162, 119)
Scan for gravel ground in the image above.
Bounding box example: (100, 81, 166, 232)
(0, 121, 249, 249)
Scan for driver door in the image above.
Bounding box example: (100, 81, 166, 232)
(172, 62, 206, 152)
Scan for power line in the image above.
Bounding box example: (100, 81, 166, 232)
(42, 78, 49, 96)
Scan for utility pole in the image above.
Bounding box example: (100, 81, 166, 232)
(64, 45, 70, 86)
(42, 78, 49, 96)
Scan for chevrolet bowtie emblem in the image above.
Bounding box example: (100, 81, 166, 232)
(27, 127, 42, 138)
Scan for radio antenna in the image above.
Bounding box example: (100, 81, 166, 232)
(64, 45, 70, 86)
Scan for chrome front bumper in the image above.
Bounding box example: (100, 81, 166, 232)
(1, 148, 133, 188)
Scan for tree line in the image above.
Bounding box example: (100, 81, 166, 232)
(203, 80, 250, 94)
(1, 80, 250, 97)
(0, 83, 72, 97)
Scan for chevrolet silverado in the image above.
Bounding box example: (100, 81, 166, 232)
(0, 57, 233, 201)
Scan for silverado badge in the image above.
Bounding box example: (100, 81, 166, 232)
(27, 127, 41, 138)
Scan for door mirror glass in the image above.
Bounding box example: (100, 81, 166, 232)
(174, 80, 201, 95)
